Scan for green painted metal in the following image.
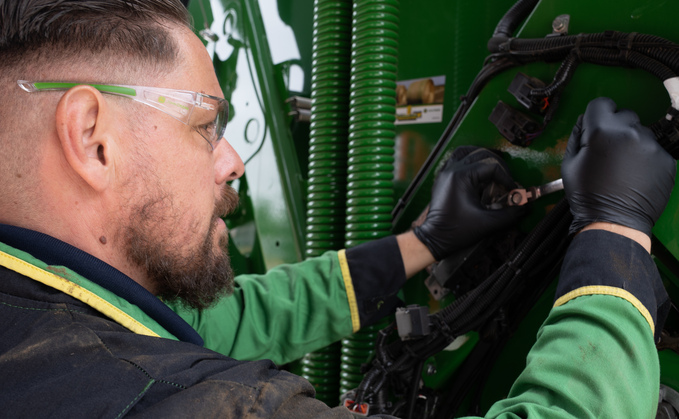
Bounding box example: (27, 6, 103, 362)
(191, 0, 311, 273)
(392, 0, 519, 200)
(389, 0, 679, 413)
(190, 0, 679, 414)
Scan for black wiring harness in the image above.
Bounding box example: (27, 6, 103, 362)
(361, 0, 679, 418)
(350, 200, 572, 418)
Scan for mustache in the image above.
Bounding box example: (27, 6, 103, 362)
(215, 184, 239, 219)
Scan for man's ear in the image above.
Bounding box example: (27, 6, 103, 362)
(54, 85, 115, 192)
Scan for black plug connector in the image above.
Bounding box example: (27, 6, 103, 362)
(508, 72, 548, 114)
(489, 101, 542, 147)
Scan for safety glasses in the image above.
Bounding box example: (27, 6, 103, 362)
(18, 80, 229, 150)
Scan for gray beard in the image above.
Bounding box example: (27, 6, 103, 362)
(121, 185, 238, 311)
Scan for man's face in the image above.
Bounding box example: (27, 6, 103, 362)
(118, 26, 244, 310)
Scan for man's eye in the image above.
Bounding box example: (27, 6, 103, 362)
(196, 122, 216, 136)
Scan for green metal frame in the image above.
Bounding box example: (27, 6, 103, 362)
(190, 0, 679, 414)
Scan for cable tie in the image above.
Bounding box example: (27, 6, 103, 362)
(505, 37, 514, 53)
(573, 34, 583, 61)
(619, 32, 637, 63)
(433, 315, 457, 343)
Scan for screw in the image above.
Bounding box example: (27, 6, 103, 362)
(552, 14, 570, 34)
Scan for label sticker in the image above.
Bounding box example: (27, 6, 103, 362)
(395, 75, 445, 125)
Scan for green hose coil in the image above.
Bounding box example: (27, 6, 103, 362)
(302, 0, 354, 407)
(340, 0, 399, 398)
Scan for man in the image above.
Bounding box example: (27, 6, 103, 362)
(0, 1, 523, 416)
(0, 1, 674, 418)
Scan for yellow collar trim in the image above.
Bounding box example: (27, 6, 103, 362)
(0, 249, 160, 338)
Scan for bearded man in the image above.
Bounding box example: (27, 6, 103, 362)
(0, 0, 525, 416)
(0, 1, 675, 418)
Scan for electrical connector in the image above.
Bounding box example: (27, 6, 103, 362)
(489, 101, 542, 147)
(651, 107, 679, 159)
(508, 72, 548, 114)
(395, 305, 430, 341)
(342, 399, 369, 416)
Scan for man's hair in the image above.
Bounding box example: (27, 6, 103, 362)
(0, 0, 192, 210)
(0, 0, 191, 73)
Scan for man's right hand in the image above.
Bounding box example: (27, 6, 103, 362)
(413, 147, 524, 261)
(562, 97, 676, 236)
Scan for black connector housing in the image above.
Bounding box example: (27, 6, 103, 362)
(508, 72, 547, 114)
(489, 101, 541, 147)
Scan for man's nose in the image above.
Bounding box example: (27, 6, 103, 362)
(214, 138, 245, 183)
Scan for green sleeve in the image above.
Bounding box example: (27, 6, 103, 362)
(171, 250, 355, 365)
(170, 236, 407, 365)
(460, 230, 665, 418)
(460, 294, 659, 419)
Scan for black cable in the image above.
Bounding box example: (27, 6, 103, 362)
(529, 50, 581, 98)
(492, 31, 679, 75)
(356, 200, 573, 411)
(406, 360, 426, 419)
(488, 0, 540, 52)
(371, 7, 679, 418)
(435, 246, 570, 419)
(578, 47, 676, 80)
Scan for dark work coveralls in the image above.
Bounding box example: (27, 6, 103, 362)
(0, 223, 667, 418)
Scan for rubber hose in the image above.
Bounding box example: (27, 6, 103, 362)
(580, 48, 676, 80)
(531, 47, 676, 102)
(529, 51, 581, 98)
(500, 32, 679, 73)
(340, 0, 399, 398)
(488, 0, 539, 52)
(302, 0, 353, 407)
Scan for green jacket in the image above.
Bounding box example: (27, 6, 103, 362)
(459, 230, 667, 419)
(0, 226, 405, 366)
(0, 225, 667, 418)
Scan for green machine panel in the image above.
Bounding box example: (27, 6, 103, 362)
(189, 0, 679, 416)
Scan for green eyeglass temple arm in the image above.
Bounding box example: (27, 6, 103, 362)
(18, 81, 137, 97)
(17, 80, 227, 151)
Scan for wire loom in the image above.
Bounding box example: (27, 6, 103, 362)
(353, 0, 679, 417)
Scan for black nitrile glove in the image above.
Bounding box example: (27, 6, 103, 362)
(413, 147, 525, 261)
(562, 97, 676, 236)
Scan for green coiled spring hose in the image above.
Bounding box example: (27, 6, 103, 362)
(340, 0, 399, 398)
(302, 0, 353, 406)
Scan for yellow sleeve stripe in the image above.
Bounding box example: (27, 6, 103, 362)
(338, 249, 360, 333)
(0, 249, 160, 338)
(554, 285, 654, 334)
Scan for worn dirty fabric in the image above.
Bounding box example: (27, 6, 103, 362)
(460, 230, 664, 419)
(0, 224, 404, 417)
(0, 265, 395, 418)
(0, 224, 406, 365)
